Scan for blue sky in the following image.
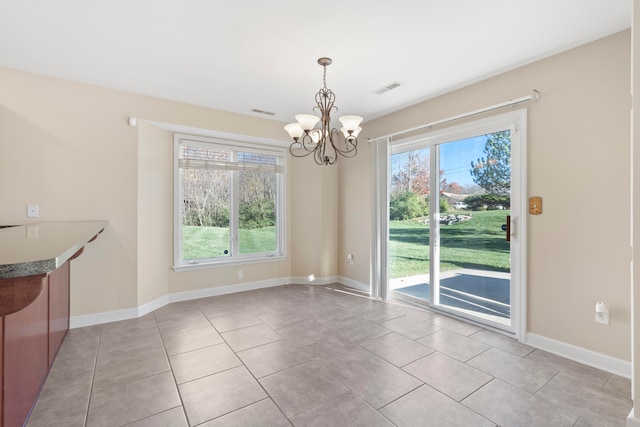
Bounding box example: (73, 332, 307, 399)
(391, 133, 507, 188)
(440, 135, 488, 187)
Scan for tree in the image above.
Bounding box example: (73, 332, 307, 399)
(470, 131, 511, 196)
(391, 151, 430, 196)
(391, 150, 448, 197)
(443, 181, 464, 194)
(182, 168, 230, 227)
(239, 171, 277, 229)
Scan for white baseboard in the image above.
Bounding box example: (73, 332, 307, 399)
(628, 409, 640, 427)
(290, 275, 338, 285)
(526, 333, 631, 378)
(70, 277, 291, 328)
(138, 294, 170, 317)
(169, 277, 290, 303)
(337, 276, 371, 293)
(70, 306, 140, 329)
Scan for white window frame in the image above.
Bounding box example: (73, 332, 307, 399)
(173, 133, 287, 271)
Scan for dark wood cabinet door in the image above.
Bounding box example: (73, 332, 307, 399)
(0, 316, 3, 427)
(4, 279, 48, 427)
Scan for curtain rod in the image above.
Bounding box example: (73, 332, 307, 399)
(369, 89, 540, 142)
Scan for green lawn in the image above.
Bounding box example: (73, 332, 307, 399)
(182, 225, 276, 260)
(389, 210, 510, 279)
(183, 211, 509, 274)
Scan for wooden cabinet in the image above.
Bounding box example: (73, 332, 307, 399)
(0, 261, 72, 427)
(0, 316, 3, 427)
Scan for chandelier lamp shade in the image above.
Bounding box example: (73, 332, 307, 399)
(285, 57, 363, 165)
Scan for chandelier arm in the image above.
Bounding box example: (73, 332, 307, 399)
(289, 145, 315, 159)
(328, 129, 358, 158)
(289, 134, 320, 158)
(332, 142, 358, 155)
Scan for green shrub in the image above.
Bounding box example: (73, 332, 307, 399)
(239, 199, 276, 229)
(390, 191, 429, 220)
(463, 193, 510, 211)
(439, 197, 451, 213)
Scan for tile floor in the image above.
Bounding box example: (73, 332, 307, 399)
(27, 284, 632, 427)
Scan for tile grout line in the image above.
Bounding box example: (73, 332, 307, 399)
(457, 377, 502, 426)
(154, 311, 191, 427)
(83, 325, 103, 427)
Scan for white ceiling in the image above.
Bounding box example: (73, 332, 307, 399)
(0, 1, 632, 125)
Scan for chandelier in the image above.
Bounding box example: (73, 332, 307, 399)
(285, 57, 363, 165)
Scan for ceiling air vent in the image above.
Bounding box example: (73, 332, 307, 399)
(251, 108, 276, 116)
(373, 81, 402, 95)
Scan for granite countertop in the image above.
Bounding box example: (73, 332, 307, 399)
(0, 221, 107, 279)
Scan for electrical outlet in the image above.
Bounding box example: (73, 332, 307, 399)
(237, 270, 243, 279)
(27, 204, 39, 218)
(347, 254, 355, 265)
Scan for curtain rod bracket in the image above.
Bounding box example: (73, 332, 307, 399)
(532, 89, 540, 102)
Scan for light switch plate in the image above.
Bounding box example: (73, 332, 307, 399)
(529, 197, 542, 215)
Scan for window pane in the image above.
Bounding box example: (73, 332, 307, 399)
(181, 168, 231, 260)
(238, 169, 277, 254)
(388, 148, 431, 300)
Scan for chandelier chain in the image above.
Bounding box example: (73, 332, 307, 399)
(323, 64, 327, 89)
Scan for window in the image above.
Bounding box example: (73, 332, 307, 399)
(174, 134, 286, 270)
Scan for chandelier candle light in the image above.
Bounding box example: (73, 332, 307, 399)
(285, 57, 363, 165)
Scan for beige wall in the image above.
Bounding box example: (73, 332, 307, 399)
(338, 134, 372, 283)
(339, 31, 632, 360)
(0, 68, 319, 316)
(291, 155, 339, 281)
(137, 122, 172, 305)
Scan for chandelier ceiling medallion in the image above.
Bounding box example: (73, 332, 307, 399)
(285, 57, 363, 166)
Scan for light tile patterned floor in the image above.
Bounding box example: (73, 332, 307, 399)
(27, 284, 632, 427)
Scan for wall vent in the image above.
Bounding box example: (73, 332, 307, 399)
(373, 81, 402, 95)
(251, 108, 276, 116)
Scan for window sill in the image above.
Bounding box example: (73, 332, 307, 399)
(172, 254, 288, 272)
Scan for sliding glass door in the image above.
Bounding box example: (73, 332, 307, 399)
(387, 111, 525, 334)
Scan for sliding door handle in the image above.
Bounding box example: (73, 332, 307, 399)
(501, 215, 512, 241)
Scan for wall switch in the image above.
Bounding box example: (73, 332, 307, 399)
(27, 204, 39, 218)
(237, 270, 243, 279)
(595, 311, 609, 325)
(529, 197, 542, 215)
(595, 301, 609, 325)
